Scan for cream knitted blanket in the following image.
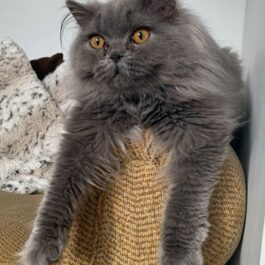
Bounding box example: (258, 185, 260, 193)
(0, 39, 75, 194)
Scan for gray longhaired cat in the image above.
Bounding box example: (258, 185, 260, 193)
(20, 0, 246, 264)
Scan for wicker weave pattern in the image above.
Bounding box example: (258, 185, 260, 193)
(0, 192, 42, 265)
(0, 134, 246, 265)
(202, 149, 246, 264)
(57, 135, 246, 265)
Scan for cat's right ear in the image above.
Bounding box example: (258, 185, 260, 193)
(66, 0, 96, 28)
(140, 0, 180, 21)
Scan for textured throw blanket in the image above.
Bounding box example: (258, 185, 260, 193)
(0, 39, 76, 194)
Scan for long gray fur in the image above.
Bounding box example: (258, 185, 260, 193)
(20, 0, 246, 264)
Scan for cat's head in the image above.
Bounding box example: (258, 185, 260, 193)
(66, 0, 190, 91)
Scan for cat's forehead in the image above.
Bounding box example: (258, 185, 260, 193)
(91, 0, 150, 38)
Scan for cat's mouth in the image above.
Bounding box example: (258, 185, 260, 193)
(113, 66, 120, 77)
(111, 66, 124, 83)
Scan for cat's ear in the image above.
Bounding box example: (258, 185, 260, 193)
(142, 0, 180, 21)
(66, 0, 96, 27)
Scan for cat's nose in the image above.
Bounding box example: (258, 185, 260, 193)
(110, 52, 123, 63)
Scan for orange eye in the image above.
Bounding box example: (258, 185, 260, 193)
(90, 35, 105, 49)
(132, 28, 150, 45)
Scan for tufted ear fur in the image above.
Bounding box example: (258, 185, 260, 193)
(141, 0, 180, 21)
(66, 0, 98, 28)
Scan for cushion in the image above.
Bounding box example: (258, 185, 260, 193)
(30, 53, 64, 81)
(0, 133, 246, 265)
(0, 39, 76, 195)
(0, 38, 63, 194)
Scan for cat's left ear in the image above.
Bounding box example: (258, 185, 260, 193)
(66, 0, 98, 28)
(142, 0, 180, 21)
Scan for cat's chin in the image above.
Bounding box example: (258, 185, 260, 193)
(110, 74, 131, 90)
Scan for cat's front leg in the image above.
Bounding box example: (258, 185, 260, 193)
(19, 208, 69, 265)
(19, 105, 132, 265)
(155, 127, 230, 265)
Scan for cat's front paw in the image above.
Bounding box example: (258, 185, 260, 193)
(159, 248, 203, 265)
(19, 227, 68, 265)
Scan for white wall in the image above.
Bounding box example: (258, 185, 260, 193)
(261, 220, 265, 265)
(183, 0, 246, 54)
(0, 0, 246, 59)
(237, 0, 265, 264)
(0, 0, 67, 59)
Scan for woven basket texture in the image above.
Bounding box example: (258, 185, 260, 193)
(0, 133, 246, 265)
